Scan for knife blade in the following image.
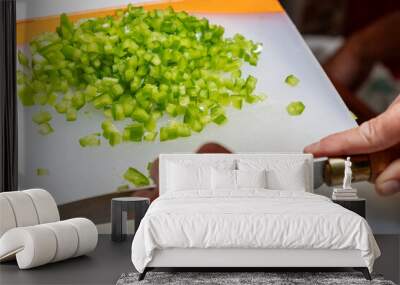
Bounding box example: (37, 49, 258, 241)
(313, 157, 328, 189)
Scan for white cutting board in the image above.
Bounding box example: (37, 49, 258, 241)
(17, 4, 357, 204)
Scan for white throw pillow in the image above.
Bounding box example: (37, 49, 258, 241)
(237, 158, 307, 191)
(236, 169, 267, 189)
(211, 168, 237, 190)
(266, 168, 306, 191)
(167, 162, 212, 191)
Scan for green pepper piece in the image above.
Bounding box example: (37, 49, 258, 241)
(109, 131, 122, 146)
(34, 93, 48, 105)
(124, 123, 144, 142)
(166, 104, 178, 117)
(79, 133, 101, 147)
(18, 50, 29, 67)
(47, 93, 58, 106)
(36, 168, 49, 176)
(286, 101, 305, 116)
(38, 122, 54, 135)
(102, 120, 119, 139)
(177, 123, 191, 137)
(112, 103, 125, 121)
(159, 126, 169, 142)
(66, 108, 77, 121)
(131, 108, 150, 123)
(245, 75, 257, 93)
(285, 74, 300, 87)
(213, 113, 228, 125)
(189, 120, 204, 132)
(55, 101, 68, 114)
(112, 84, 124, 96)
(231, 95, 243, 110)
(71, 91, 86, 110)
(245, 95, 259, 104)
(84, 85, 97, 102)
(93, 94, 113, 109)
(32, 111, 52, 124)
(123, 167, 150, 187)
(144, 131, 157, 141)
(116, 184, 130, 192)
(18, 86, 35, 106)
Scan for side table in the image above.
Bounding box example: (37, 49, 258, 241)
(332, 198, 366, 218)
(111, 197, 150, 242)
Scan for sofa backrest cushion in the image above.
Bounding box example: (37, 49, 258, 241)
(0, 189, 59, 238)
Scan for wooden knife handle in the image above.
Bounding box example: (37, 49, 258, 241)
(324, 145, 400, 186)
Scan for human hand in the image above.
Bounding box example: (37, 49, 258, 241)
(324, 11, 400, 91)
(304, 96, 400, 196)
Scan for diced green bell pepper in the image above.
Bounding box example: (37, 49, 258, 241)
(286, 101, 305, 116)
(123, 167, 150, 187)
(66, 108, 77, 121)
(36, 168, 49, 176)
(131, 108, 150, 123)
(123, 123, 144, 142)
(285, 74, 300, 87)
(32, 111, 52, 124)
(112, 103, 125, 121)
(79, 133, 101, 147)
(38, 122, 54, 135)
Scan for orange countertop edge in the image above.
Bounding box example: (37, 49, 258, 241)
(17, 0, 284, 45)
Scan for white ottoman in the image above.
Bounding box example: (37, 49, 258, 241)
(0, 189, 98, 269)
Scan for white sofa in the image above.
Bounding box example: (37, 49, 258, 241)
(0, 189, 97, 269)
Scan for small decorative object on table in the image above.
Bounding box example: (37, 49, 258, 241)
(111, 197, 150, 242)
(331, 157, 366, 218)
(332, 157, 359, 200)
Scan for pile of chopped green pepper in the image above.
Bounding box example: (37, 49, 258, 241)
(17, 5, 264, 145)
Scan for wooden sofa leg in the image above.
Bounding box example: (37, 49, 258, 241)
(138, 268, 148, 281)
(354, 267, 371, 280)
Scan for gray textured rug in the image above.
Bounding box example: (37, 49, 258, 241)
(116, 272, 396, 285)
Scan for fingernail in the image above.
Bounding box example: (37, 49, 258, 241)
(304, 141, 320, 153)
(379, 180, 400, 195)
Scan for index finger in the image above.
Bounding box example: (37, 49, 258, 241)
(304, 98, 400, 157)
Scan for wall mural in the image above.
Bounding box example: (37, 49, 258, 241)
(16, 0, 355, 212)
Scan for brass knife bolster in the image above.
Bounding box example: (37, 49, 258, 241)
(324, 156, 372, 186)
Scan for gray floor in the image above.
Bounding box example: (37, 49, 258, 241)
(1, 235, 399, 285)
(373, 235, 400, 284)
(0, 235, 134, 285)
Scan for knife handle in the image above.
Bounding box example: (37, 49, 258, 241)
(323, 146, 400, 186)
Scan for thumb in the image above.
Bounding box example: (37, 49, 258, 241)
(375, 158, 400, 196)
